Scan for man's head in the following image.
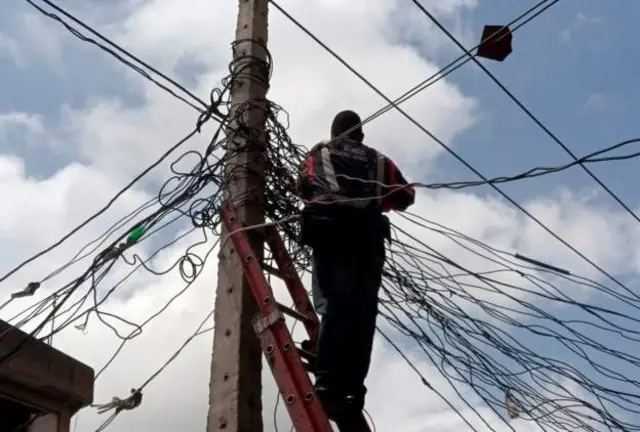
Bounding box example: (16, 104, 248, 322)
(331, 110, 364, 142)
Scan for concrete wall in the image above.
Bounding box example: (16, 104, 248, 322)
(0, 320, 94, 432)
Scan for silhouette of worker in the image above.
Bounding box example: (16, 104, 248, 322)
(296, 110, 415, 422)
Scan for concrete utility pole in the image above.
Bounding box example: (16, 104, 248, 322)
(207, 1, 269, 431)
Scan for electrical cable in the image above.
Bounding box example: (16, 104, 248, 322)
(375, 216, 640, 431)
(4, 37, 297, 431)
(24, 0, 210, 114)
(0, 56, 233, 365)
(267, 0, 553, 140)
(324, 136, 640, 194)
(0, 112, 219, 286)
(409, 0, 640, 228)
(268, 0, 635, 301)
(4, 15, 638, 430)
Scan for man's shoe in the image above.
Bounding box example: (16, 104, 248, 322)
(315, 386, 346, 421)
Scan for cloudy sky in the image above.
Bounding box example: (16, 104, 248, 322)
(1, 0, 639, 431)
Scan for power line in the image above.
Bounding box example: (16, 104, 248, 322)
(1, 41, 293, 358)
(380, 216, 640, 431)
(24, 0, 211, 115)
(9, 240, 218, 432)
(0, 123, 210, 286)
(4, 3, 636, 428)
(348, 0, 560, 137)
(268, 0, 635, 302)
(409, 0, 640, 227)
(405, 137, 640, 191)
(93, 306, 214, 431)
(2, 41, 309, 430)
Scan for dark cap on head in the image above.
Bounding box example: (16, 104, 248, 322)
(331, 110, 364, 142)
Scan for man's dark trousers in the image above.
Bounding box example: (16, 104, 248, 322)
(311, 236, 385, 406)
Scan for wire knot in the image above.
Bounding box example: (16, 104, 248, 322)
(11, 281, 40, 299)
(93, 388, 143, 415)
(98, 237, 138, 264)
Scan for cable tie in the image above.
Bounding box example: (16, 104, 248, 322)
(92, 388, 143, 415)
(11, 281, 41, 299)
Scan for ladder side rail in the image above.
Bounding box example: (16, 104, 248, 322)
(256, 317, 333, 431)
(221, 203, 333, 432)
(262, 225, 373, 432)
(264, 226, 320, 348)
(262, 229, 372, 432)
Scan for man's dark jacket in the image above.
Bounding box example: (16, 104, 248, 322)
(296, 137, 415, 246)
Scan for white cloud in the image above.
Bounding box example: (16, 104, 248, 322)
(62, 0, 478, 173)
(0, 112, 45, 136)
(60, 92, 213, 183)
(385, 0, 477, 60)
(0, 1, 637, 431)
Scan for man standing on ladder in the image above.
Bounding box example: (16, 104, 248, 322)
(296, 110, 416, 424)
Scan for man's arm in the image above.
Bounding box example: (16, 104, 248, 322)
(380, 156, 415, 212)
(295, 151, 315, 201)
(296, 142, 328, 201)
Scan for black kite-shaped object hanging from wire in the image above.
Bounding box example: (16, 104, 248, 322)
(477, 25, 513, 62)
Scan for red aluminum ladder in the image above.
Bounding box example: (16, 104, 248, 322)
(221, 201, 372, 432)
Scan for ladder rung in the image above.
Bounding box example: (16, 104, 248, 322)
(277, 302, 313, 324)
(300, 339, 313, 352)
(221, 200, 340, 432)
(262, 263, 284, 279)
(297, 347, 315, 362)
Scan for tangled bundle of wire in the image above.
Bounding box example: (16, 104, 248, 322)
(239, 56, 640, 432)
(250, 97, 640, 430)
(0, 35, 310, 431)
(378, 212, 640, 431)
